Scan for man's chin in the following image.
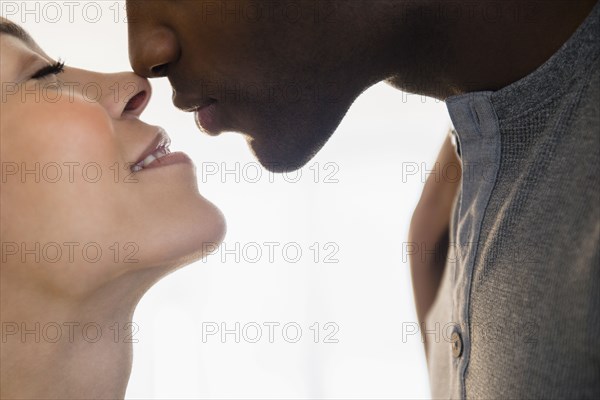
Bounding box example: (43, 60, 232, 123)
(248, 137, 317, 173)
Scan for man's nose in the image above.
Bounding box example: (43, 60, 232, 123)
(128, 26, 180, 78)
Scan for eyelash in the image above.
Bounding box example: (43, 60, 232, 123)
(31, 59, 65, 80)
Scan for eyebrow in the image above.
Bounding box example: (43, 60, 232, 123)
(0, 20, 34, 46)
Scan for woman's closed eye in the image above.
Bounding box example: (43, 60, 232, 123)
(31, 59, 65, 80)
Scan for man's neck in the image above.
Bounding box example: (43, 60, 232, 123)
(384, 0, 598, 99)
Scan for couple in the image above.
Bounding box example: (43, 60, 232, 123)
(2, 0, 599, 399)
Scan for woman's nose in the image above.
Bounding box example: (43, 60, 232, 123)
(128, 26, 180, 78)
(102, 72, 152, 119)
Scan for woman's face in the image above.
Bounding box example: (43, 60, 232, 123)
(0, 18, 225, 297)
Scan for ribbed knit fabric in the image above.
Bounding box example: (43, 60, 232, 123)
(427, 3, 600, 398)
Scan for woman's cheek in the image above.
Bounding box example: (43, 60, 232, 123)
(24, 90, 116, 158)
(2, 91, 128, 242)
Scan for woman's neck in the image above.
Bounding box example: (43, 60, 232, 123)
(0, 268, 159, 399)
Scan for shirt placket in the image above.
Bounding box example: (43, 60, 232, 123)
(446, 92, 502, 399)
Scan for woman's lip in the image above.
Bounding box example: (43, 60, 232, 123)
(142, 151, 193, 170)
(194, 100, 220, 134)
(134, 127, 171, 166)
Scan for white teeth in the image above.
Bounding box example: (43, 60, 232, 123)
(131, 146, 171, 172)
(141, 154, 157, 167)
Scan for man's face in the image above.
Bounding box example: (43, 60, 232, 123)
(127, 0, 380, 172)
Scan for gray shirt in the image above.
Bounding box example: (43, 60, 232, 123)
(427, 3, 600, 398)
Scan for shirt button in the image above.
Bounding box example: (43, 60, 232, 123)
(451, 331, 463, 358)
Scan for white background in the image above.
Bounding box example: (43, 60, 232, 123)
(7, 1, 452, 398)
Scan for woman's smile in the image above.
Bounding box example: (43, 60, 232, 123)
(130, 127, 193, 172)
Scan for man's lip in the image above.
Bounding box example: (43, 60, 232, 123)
(173, 95, 217, 113)
(133, 128, 171, 166)
(194, 101, 220, 134)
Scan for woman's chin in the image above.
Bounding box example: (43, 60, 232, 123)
(137, 197, 226, 271)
